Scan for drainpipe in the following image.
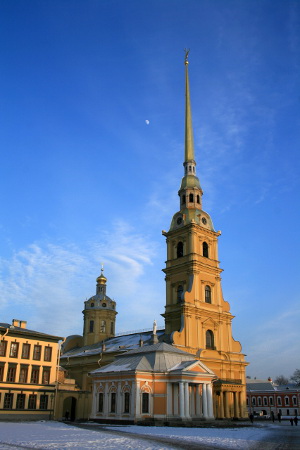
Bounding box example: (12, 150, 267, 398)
(0, 329, 9, 340)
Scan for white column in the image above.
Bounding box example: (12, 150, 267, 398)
(207, 383, 214, 418)
(130, 382, 136, 419)
(91, 382, 97, 417)
(167, 382, 172, 417)
(202, 384, 208, 418)
(104, 383, 109, 416)
(196, 384, 201, 417)
(174, 384, 179, 416)
(135, 381, 140, 418)
(116, 382, 122, 417)
(190, 385, 195, 417)
(184, 382, 190, 418)
(179, 382, 185, 418)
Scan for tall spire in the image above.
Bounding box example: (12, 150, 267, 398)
(184, 49, 195, 164)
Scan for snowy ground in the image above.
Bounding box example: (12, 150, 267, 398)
(0, 420, 296, 449)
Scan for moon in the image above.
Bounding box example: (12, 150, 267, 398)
(145, 120, 150, 125)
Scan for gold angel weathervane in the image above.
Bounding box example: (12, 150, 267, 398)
(184, 48, 190, 65)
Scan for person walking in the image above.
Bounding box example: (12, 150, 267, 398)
(290, 418, 294, 426)
(294, 416, 298, 426)
(249, 413, 254, 424)
(277, 412, 282, 423)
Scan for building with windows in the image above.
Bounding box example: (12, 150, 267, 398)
(246, 379, 299, 418)
(0, 319, 63, 420)
(90, 342, 215, 424)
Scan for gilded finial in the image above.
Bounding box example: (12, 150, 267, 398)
(101, 262, 104, 274)
(184, 48, 190, 65)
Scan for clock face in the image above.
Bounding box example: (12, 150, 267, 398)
(177, 217, 183, 225)
(202, 217, 207, 225)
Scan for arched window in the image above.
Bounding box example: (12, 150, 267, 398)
(206, 330, 214, 349)
(246, 397, 249, 406)
(269, 397, 273, 406)
(189, 166, 192, 172)
(101, 320, 106, 332)
(277, 396, 282, 406)
(177, 285, 183, 302)
(258, 396, 262, 406)
(182, 195, 186, 204)
(205, 285, 211, 303)
(89, 320, 94, 333)
(203, 242, 209, 258)
(110, 322, 114, 334)
(189, 193, 194, 202)
(252, 397, 256, 406)
(285, 396, 289, 406)
(263, 397, 268, 406)
(197, 195, 200, 204)
(177, 241, 183, 258)
(293, 396, 297, 406)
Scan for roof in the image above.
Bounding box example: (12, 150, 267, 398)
(90, 341, 215, 376)
(0, 322, 64, 341)
(246, 379, 275, 391)
(61, 329, 166, 359)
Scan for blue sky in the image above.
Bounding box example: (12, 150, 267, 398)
(1, 0, 299, 379)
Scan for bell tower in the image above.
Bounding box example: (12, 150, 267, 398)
(83, 267, 117, 346)
(162, 52, 248, 418)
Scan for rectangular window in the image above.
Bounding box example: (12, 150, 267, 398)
(9, 342, 19, 358)
(39, 395, 48, 410)
(30, 368, 40, 384)
(124, 392, 130, 413)
(110, 392, 116, 413)
(33, 345, 42, 360)
(0, 365, 4, 382)
(98, 393, 103, 412)
(6, 366, 16, 382)
(44, 346, 52, 362)
(16, 394, 26, 409)
(4, 393, 14, 409)
(142, 392, 149, 413)
(42, 368, 50, 384)
(19, 366, 28, 383)
(0, 340, 7, 357)
(28, 394, 37, 409)
(22, 343, 31, 359)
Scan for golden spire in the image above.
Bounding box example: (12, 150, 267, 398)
(184, 49, 195, 164)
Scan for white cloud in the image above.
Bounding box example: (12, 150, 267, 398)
(0, 220, 163, 338)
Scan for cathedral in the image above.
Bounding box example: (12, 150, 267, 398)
(60, 54, 248, 423)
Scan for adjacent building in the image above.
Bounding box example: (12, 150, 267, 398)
(246, 379, 299, 418)
(0, 319, 63, 420)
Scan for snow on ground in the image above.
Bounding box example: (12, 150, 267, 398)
(0, 421, 171, 449)
(104, 423, 282, 449)
(0, 420, 290, 449)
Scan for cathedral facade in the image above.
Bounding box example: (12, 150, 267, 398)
(60, 55, 248, 423)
